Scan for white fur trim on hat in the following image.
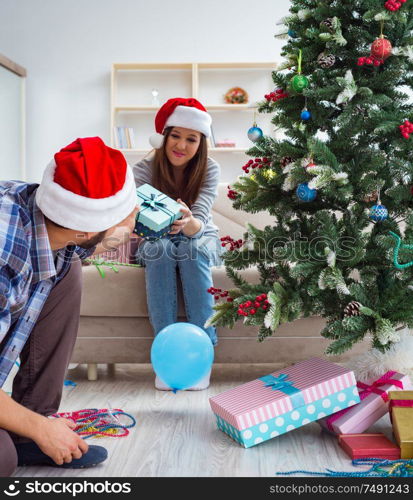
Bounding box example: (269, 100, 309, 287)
(35, 160, 137, 232)
(165, 105, 211, 138)
(149, 133, 165, 149)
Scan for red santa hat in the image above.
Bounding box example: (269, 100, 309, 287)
(35, 137, 137, 232)
(149, 97, 212, 149)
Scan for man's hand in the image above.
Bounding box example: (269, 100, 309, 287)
(169, 199, 192, 235)
(93, 205, 139, 255)
(33, 417, 89, 465)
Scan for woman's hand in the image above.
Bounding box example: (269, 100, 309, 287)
(169, 199, 193, 235)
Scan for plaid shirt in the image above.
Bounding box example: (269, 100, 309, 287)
(0, 181, 93, 387)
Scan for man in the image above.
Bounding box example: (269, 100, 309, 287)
(0, 137, 138, 476)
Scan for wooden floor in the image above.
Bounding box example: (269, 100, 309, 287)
(13, 363, 392, 478)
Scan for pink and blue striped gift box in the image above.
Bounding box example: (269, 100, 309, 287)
(209, 357, 360, 448)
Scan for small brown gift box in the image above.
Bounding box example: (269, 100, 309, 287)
(388, 390, 413, 459)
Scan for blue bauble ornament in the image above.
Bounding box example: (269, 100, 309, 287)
(296, 182, 317, 202)
(247, 126, 263, 143)
(369, 204, 388, 222)
(301, 109, 311, 121)
(288, 29, 298, 38)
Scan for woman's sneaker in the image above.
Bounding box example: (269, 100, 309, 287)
(155, 376, 173, 391)
(185, 370, 211, 391)
(16, 441, 108, 469)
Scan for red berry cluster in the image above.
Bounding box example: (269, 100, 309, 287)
(242, 157, 271, 173)
(385, 0, 406, 11)
(400, 120, 413, 139)
(227, 185, 239, 200)
(357, 56, 384, 67)
(220, 235, 243, 251)
(207, 286, 233, 302)
(237, 294, 269, 316)
(264, 88, 288, 102)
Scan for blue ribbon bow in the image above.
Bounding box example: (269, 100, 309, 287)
(137, 190, 176, 227)
(141, 193, 168, 212)
(259, 373, 305, 409)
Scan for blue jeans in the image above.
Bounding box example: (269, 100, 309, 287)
(135, 234, 222, 345)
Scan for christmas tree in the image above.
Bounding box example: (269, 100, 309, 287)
(208, 0, 413, 355)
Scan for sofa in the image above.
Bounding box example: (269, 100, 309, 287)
(73, 183, 369, 379)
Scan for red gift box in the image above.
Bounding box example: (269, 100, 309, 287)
(338, 433, 401, 459)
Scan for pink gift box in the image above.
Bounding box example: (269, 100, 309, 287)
(210, 357, 359, 448)
(319, 370, 412, 435)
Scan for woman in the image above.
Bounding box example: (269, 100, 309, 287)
(133, 98, 221, 391)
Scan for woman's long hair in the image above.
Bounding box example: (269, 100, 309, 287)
(152, 127, 208, 207)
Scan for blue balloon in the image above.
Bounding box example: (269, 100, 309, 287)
(150, 322, 214, 391)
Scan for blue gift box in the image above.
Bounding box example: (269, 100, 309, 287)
(134, 184, 183, 239)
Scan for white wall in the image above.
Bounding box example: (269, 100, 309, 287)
(0, 0, 291, 182)
(0, 65, 24, 180)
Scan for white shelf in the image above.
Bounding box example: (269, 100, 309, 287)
(120, 147, 250, 154)
(210, 147, 249, 152)
(115, 106, 159, 112)
(197, 62, 275, 69)
(205, 104, 257, 111)
(115, 104, 257, 112)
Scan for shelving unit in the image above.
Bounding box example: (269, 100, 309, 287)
(110, 62, 277, 157)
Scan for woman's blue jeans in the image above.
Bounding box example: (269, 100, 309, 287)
(135, 233, 222, 345)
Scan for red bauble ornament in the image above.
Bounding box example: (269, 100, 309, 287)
(370, 37, 392, 61)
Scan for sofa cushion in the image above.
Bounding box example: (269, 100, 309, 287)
(213, 183, 273, 230)
(80, 264, 261, 317)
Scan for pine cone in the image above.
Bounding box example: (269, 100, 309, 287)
(266, 266, 279, 283)
(317, 52, 336, 69)
(363, 191, 378, 203)
(320, 18, 335, 33)
(343, 301, 362, 317)
(281, 156, 294, 168)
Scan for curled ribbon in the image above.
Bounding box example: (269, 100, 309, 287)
(389, 231, 413, 269)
